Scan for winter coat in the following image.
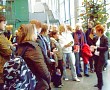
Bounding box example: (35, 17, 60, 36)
(16, 41, 51, 89)
(93, 35, 108, 71)
(50, 37, 63, 61)
(81, 44, 93, 64)
(37, 35, 51, 65)
(0, 31, 12, 83)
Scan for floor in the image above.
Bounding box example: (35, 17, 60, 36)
(51, 60, 110, 90)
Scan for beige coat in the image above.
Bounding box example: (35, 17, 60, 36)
(0, 32, 12, 83)
(50, 37, 63, 61)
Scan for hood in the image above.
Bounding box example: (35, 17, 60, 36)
(19, 41, 38, 49)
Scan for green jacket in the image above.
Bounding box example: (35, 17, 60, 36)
(0, 31, 12, 83)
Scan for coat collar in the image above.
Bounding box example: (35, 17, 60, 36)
(19, 41, 38, 48)
(0, 30, 3, 34)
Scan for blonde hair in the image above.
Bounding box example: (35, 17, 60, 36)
(17, 24, 37, 43)
(90, 28, 95, 34)
(75, 23, 83, 32)
(51, 25, 58, 31)
(66, 25, 73, 32)
(58, 24, 65, 35)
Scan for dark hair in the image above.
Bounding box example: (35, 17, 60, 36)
(41, 24, 48, 34)
(0, 14, 6, 22)
(50, 30, 58, 37)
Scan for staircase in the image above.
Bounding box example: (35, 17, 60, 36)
(43, 3, 59, 24)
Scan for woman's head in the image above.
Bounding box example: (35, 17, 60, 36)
(90, 28, 96, 34)
(95, 24, 104, 36)
(0, 14, 6, 30)
(30, 20, 42, 29)
(75, 23, 83, 33)
(50, 30, 59, 39)
(30, 20, 42, 34)
(51, 25, 58, 31)
(66, 25, 73, 32)
(88, 21, 94, 28)
(58, 24, 65, 35)
(40, 24, 48, 36)
(17, 24, 37, 43)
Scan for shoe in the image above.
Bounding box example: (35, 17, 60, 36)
(90, 69, 94, 73)
(55, 85, 62, 88)
(84, 74, 89, 77)
(98, 88, 102, 90)
(94, 84, 98, 87)
(73, 77, 80, 82)
(61, 83, 64, 86)
(77, 74, 82, 77)
(64, 78, 69, 81)
(103, 67, 106, 71)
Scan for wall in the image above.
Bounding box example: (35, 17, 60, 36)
(14, 0, 29, 28)
(5, 0, 29, 29)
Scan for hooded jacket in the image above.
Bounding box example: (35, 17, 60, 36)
(16, 41, 51, 86)
(81, 43, 93, 64)
(0, 31, 12, 83)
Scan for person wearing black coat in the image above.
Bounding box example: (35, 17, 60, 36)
(91, 24, 108, 90)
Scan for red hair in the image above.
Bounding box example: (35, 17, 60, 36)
(95, 24, 104, 34)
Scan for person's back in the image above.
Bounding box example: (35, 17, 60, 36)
(16, 24, 51, 90)
(30, 20, 52, 67)
(3, 48, 37, 90)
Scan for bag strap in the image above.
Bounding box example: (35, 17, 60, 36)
(20, 46, 28, 57)
(9, 34, 12, 41)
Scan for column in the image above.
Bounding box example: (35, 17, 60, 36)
(74, 0, 80, 24)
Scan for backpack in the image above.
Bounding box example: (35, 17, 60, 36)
(3, 46, 37, 90)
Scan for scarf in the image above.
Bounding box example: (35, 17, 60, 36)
(74, 30, 85, 49)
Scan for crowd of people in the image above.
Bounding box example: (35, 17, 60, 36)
(0, 14, 109, 90)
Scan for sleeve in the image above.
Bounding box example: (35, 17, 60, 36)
(69, 34, 74, 46)
(24, 46, 50, 82)
(83, 33, 87, 44)
(97, 37, 108, 52)
(50, 39, 56, 51)
(0, 37, 12, 59)
(59, 36, 66, 48)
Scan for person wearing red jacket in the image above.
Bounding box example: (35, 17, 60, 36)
(81, 43, 93, 77)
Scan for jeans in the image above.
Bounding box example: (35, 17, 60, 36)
(84, 63, 88, 74)
(103, 50, 108, 69)
(74, 52, 81, 75)
(63, 52, 77, 79)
